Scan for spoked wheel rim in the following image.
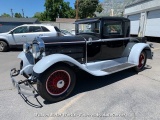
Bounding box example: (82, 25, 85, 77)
(138, 52, 146, 69)
(0, 42, 4, 51)
(46, 70, 71, 96)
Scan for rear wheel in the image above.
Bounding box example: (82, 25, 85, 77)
(0, 41, 8, 52)
(37, 65, 76, 102)
(134, 51, 147, 72)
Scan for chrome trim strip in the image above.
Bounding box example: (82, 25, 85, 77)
(102, 37, 130, 42)
(86, 39, 101, 43)
(44, 41, 86, 44)
(86, 37, 130, 44)
(40, 37, 130, 45)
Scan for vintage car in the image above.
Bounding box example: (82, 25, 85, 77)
(10, 17, 153, 102)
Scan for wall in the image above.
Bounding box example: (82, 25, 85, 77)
(41, 21, 75, 33)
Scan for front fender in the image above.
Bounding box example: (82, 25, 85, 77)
(33, 54, 86, 74)
(128, 43, 152, 65)
(18, 51, 34, 75)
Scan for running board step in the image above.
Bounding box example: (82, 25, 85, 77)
(102, 63, 136, 74)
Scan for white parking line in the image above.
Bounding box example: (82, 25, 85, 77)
(46, 93, 86, 120)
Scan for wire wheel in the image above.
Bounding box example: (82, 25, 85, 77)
(37, 65, 76, 102)
(46, 70, 71, 96)
(134, 51, 147, 72)
(138, 52, 146, 69)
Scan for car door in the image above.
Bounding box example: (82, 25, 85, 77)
(100, 20, 125, 60)
(26, 26, 44, 43)
(8, 26, 28, 45)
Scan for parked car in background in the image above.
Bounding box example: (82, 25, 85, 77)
(60, 29, 73, 36)
(0, 24, 61, 52)
(70, 29, 76, 35)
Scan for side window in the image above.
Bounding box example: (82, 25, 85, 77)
(41, 26, 50, 32)
(29, 26, 42, 32)
(103, 20, 123, 36)
(12, 26, 28, 34)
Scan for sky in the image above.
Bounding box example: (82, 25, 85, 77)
(0, 0, 103, 17)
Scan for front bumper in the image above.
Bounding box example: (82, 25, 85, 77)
(10, 68, 38, 97)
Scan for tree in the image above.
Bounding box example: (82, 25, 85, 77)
(44, 0, 75, 21)
(0, 13, 11, 17)
(15, 13, 22, 18)
(60, 2, 75, 18)
(75, 0, 103, 19)
(44, 0, 62, 21)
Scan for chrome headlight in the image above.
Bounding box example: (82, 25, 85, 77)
(32, 43, 40, 59)
(32, 37, 45, 59)
(23, 43, 31, 53)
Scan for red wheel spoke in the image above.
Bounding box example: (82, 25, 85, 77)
(138, 53, 145, 69)
(46, 70, 71, 96)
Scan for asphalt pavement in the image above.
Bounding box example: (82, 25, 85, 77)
(0, 42, 160, 120)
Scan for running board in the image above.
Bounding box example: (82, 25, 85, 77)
(102, 63, 136, 74)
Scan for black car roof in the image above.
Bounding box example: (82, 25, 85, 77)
(75, 17, 130, 24)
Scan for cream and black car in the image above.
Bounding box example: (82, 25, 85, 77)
(10, 17, 153, 103)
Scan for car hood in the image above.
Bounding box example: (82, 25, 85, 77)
(41, 36, 86, 44)
(0, 32, 8, 36)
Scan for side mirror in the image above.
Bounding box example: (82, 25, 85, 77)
(9, 31, 13, 34)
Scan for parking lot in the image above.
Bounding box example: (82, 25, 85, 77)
(0, 42, 160, 120)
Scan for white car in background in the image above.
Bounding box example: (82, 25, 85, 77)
(0, 24, 61, 52)
(60, 29, 73, 36)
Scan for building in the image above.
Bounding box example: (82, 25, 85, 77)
(124, 0, 160, 40)
(0, 18, 40, 33)
(41, 18, 76, 32)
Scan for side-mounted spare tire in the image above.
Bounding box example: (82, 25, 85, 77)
(37, 65, 76, 102)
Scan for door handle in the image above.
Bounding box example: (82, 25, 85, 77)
(87, 38, 92, 45)
(22, 35, 26, 37)
(39, 34, 43, 36)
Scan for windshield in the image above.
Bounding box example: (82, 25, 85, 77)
(77, 21, 100, 34)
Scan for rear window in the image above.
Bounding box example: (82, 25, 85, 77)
(41, 26, 50, 32)
(29, 26, 42, 32)
(103, 20, 123, 36)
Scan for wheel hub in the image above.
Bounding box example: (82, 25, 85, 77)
(57, 80, 65, 88)
(0, 43, 4, 50)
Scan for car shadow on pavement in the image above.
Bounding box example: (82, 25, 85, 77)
(71, 68, 137, 96)
(10, 48, 22, 52)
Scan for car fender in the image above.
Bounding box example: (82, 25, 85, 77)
(128, 43, 152, 65)
(33, 54, 88, 74)
(0, 38, 9, 46)
(18, 51, 34, 75)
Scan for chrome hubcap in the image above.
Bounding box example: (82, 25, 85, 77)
(0, 43, 4, 51)
(57, 80, 65, 88)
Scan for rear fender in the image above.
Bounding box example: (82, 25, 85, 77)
(128, 43, 152, 65)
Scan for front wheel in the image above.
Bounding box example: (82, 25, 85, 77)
(134, 51, 147, 72)
(37, 65, 76, 102)
(0, 41, 8, 52)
